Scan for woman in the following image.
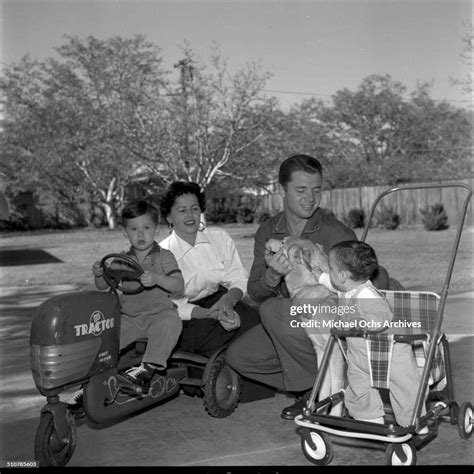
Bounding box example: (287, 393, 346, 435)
(159, 181, 260, 358)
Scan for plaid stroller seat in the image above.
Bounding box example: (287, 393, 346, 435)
(362, 290, 446, 391)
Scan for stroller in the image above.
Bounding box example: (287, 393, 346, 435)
(294, 183, 472, 466)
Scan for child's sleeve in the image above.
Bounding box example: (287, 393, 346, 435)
(355, 290, 393, 331)
(157, 249, 183, 277)
(318, 272, 338, 294)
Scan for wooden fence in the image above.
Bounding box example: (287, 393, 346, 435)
(256, 178, 473, 227)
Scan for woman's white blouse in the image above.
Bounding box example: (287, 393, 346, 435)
(159, 227, 248, 320)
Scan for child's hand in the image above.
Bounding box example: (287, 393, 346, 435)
(92, 261, 103, 278)
(140, 270, 158, 287)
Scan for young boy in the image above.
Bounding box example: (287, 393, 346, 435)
(93, 199, 184, 390)
(315, 240, 423, 427)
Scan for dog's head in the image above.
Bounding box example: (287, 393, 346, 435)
(283, 237, 329, 274)
(266, 237, 330, 299)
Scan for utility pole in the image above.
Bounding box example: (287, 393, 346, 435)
(173, 59, 194, 177)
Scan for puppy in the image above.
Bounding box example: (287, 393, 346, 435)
(266, 237, 345, 414)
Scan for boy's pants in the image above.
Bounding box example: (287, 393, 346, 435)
(120, 309, 182, 369)
(345, 339, 423, 426)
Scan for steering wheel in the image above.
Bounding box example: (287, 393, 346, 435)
(101, 253, 144, 294)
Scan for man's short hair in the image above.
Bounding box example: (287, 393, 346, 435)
(121, 200, 159, 225)
(278, 154, 323, 187)
(330, 241, 378, 282)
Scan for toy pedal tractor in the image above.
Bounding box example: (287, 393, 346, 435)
(30, 253, 241, 467)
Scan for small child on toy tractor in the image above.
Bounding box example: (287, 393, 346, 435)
(68, 199, 184, 408)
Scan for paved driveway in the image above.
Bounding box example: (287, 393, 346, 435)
(0, 286, 472, 467)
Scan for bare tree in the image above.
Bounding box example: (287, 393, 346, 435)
(145, 45, 273, 190)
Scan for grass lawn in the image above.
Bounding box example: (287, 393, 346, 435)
(1, 224, 473, 295)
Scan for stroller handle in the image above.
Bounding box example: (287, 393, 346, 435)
(361, 182, 471, 306)
(361, 182, 472, 427)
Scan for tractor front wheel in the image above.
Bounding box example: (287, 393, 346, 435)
(34, 412, 76, 466)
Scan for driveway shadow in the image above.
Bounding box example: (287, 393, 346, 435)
(0, 248, 62, 267)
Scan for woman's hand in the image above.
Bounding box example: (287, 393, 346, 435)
(191, 289, 243, 324)
(209, 294, 234, 318)
(217, 310, 241, 332)
(191, 306, 218, 320)
(208, 292, 242, 331)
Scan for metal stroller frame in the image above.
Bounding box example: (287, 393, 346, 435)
(294, 183, 472, 465)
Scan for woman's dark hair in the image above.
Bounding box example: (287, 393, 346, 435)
(278, 154, 323, 187)
(121, 200, 159, 225)
(330, 241, 378, 282)
(160, 181, 206, 217)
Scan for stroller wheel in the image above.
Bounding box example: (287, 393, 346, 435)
(301, 430, 333, 466)
(385, 441, 416, 466)
(457, 401, 473, 439)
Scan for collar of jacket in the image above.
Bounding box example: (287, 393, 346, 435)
(271, 208, 322, 235)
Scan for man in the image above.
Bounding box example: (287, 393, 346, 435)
(226, 154, 389, 420)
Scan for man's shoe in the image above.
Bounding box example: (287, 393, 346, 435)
(124, 363, 153, 394)
(281, 391, 311, 420)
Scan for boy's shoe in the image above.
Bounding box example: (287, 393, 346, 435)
(124, 363, 154, 393)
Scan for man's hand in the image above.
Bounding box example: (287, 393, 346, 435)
(265, 248, 293, 277)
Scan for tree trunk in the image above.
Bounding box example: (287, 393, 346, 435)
(104, 202, 118, 229)
(104, 177, 118, 229)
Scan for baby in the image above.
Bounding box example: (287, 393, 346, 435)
(315, 240, 424, 426)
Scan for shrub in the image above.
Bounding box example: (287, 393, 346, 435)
(376, 206, 400, 230)
(236, 205, 255, 224)
(205, 195, 258, 224)
(419, 203, 449, 231)
(344, 208, 365, 229)
(206, 206, 236, 223)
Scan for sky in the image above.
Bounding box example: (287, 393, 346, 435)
(1, 0, 472, 109)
